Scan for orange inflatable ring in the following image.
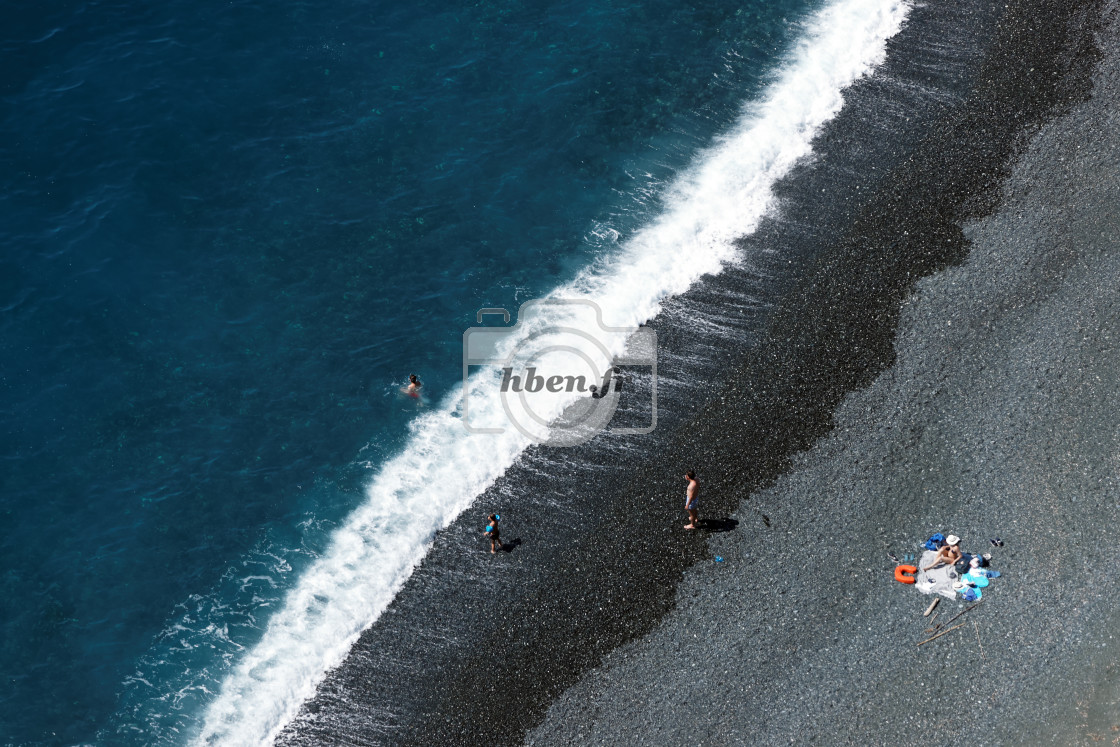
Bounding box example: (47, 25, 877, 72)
(894, 565, 918, 584)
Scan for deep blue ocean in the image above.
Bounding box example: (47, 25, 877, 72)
(0, 0, 831, 743)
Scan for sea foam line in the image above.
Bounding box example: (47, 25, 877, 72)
(194, 0, 909, 742)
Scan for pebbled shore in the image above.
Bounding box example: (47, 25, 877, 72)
(278, 0, 1114, 744)
(529, 0, 1120, 744)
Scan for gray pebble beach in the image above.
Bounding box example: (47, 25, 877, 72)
(277, 0, 1120, 744)
(527, 2, 1120, 744)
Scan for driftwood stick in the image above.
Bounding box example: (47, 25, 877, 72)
(943, 600, 983, 627)
(926, 598, 982, 632)
(973, 620, 985, 660)
(917, 623, 966, 647)
(923, 598, 940, 617)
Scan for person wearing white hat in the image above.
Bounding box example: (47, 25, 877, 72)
(922, 534, 962, 571)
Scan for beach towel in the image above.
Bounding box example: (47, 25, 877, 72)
(913, 550, 959, 600)
(963, 571, 990, 588)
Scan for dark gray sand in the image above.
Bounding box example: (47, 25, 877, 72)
(528, 3, 1120, 745)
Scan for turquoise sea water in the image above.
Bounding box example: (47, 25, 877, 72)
(0, 0, 822, 742)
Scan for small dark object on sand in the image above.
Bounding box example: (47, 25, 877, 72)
(990, 537, 1004, 547)
(888, 552, 899, 562)
(761, 514, 771, 528)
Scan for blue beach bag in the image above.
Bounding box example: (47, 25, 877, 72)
(923, 533, 946, 551)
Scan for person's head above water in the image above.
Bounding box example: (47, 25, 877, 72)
(409, 374, 420, 386)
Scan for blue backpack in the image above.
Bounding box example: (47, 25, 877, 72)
(923, 533, 946, 551)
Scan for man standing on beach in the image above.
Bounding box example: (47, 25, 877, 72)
(485, 514, 504, 553)
(683, 470, 699, 530)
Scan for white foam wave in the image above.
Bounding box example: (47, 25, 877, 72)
(195, 0, 909, 742)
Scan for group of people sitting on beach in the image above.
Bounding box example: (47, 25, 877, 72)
(913, 535, 1003, 600)
(919, 533, 1002, 599)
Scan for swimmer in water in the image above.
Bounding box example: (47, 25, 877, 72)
(404, 374, 421, 397)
